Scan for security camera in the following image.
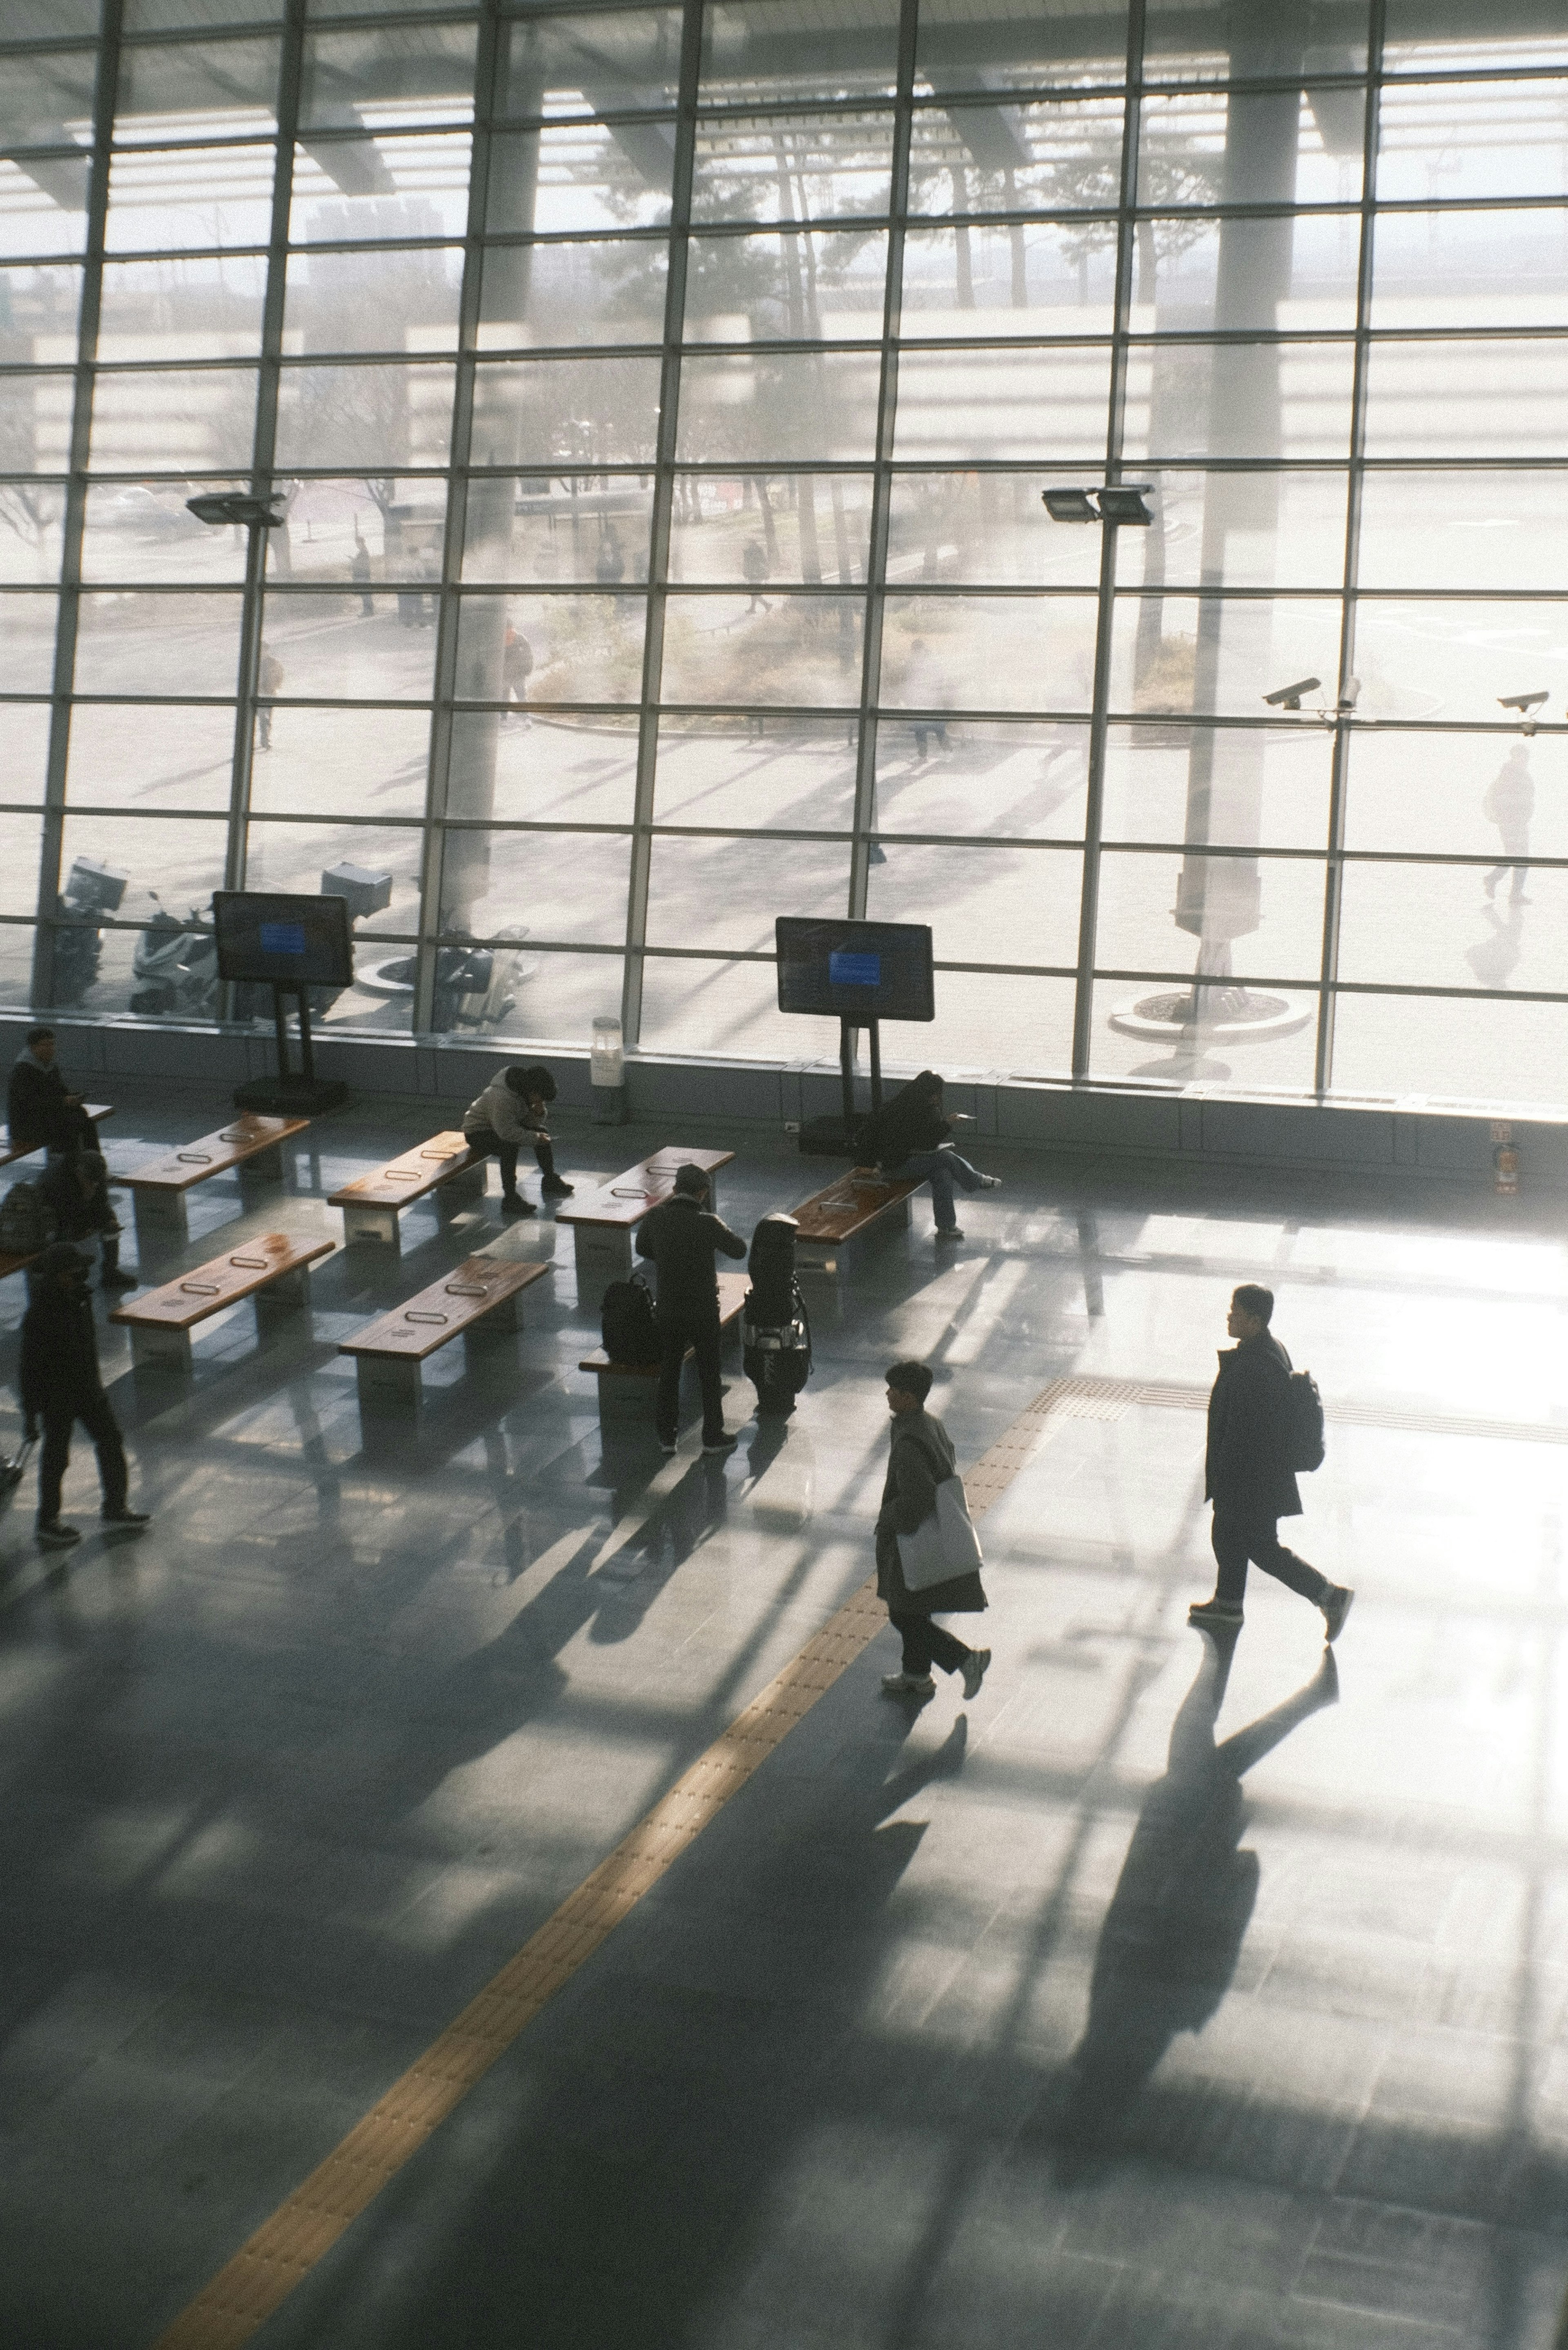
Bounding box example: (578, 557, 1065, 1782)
(1499, 690, 1548, 736)
(1263, 677, 1321, 711)
(1339, 677, 1361, 710)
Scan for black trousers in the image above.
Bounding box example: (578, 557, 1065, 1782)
(656, 1306, 724, 1447)
(1211, 1509, 1328, 1610)
(38, 1388, 127, 1526)
(466, 1127, 556, 1198)
(889, 1610, 971, 1677)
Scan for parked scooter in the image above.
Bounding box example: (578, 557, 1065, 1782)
(130, 893, 220, 1019)
(46, 856, 127, 1008)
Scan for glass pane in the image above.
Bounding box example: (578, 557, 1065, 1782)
(267, 475, 446, 593)
(0, 590, 55, 691)
(0, 158, 90, 260)
(66, 699, 236, 810)
(1141, 0, 1368, 84)
(0, 2, 99, 35)
(98, 253, 268, 361)
(891, 472, 1098, 588)
(699, 0, 899, 104)
(469, 354, 662, 464)
(668, 474, 872, 586)
(659, 593, 862, 706)
(283, 245, 463, 355)
(1352, 600, 1568, 730)
(1112, 471, 1348, 591)
(645, 832, 848, 949)
(448, 709, 639, 823)
(471, 949, 622, 1049)
(489, 124, 673, 234)
(1376, 76, 1568, 202)
(1359, 470, 1568, 593)
(0, 812, 40, 916)
(881, 594, 1098, 714)
(105, 143, 276, 252)
(874, 719, 1089, 840)
(868, 841, 1081, 968)
(0, 481, 66, 581)
(901, 223, 1114, 335)
(478, 237, 668, 347)
(1137, 88, 1367, 209)
(114, 38, 281, 140)
(676, 350, 880, 463)
(314, 941, 413, 1033)
(273, 361, 454, 468)
(499, 9, 683, 113)
(464, 475, 650, 588)
(685, 228, 887, 341)
(1330, 995, 1568, 1110)
(916, 0, 1129, 93)
(288, 130, 473, 243)
(0, 702, 49, 799)
(1101, 724, 1332, 853)
(1108, 593, 1344, 721)
(89, 365, 257, 470)
(57, 813, 227, 935)
(1363, 339, 1568, 459)
(261, 586, 440, 702)
(1123, 341, 1356, 460)
(1338, 860, 1568, 994)
(0, 373, 74, 470)
(437, 827, 631, 945)
(298, 25, 478, 132)
(1343, 731, 1568, 860)
(690, 112, 895, 223)
(637, 947, 826, 1060)
(908, 98, 1128, 216)
(454, 591, 648, 704)
(893, 346, 1114, 461)
(0, 261, 81, 359)
(249, 705, 430, 817)
(74, 590, 241, 696)
(0, 50, 98, 147)
(244, 819, 423, 937)
(1371, 207, 1568, 330)
(127, 0, 281, 26)
(653, 714, 857, 827)
(1127, 214, 1359, 334)
(1096, 846, 1325, 980)
(1089, 971, 1319, 1089)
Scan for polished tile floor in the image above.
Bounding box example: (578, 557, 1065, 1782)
(1, 1087, 1565, 2350)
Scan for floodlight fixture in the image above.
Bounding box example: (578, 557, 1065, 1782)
(1095, 484, 1156, 526)
(1263, 677, 1321, 711)
(1042, 488, 1098, 523)
(186, 492, 285, 528)
(1500, 689, 1549, 735)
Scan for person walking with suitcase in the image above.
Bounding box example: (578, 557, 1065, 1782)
(21, 1244, 149, 1548)
(1187, 1283, 1352, 1641)
(877, 1360, 990, 1700)
(635, 1164, 746, 1457)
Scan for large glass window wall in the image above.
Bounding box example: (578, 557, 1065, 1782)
(5, 0, 1568, 1109)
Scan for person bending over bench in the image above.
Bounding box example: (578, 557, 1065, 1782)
(462, 1063, 574, 1219)
(858, 1069, 1000, 1243)
(9, 1027, 98, 1160)
(636, 1163, 746, 1456)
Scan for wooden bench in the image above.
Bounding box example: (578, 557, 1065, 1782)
(578, 1271, 748, 1425)
(329, 1130, 486, 1250)
(791, 1169, 918, 1281)
(109, 1230, 333, 1374)
(556, 1145, 735, 1309)
(0, 1103, 113, 1169)
(123, 1114, 309, 1249)
(339, 1252, 551, 1414)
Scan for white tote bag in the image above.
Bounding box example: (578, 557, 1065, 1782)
(897, 1474, 984, 1594)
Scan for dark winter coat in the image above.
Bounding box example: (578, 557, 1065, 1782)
(635, 1192, 746, 1315)
(7, 1052, 74, 1155)
(20, 1271, 105, 1417)
(862, 1072, 951, 1170)
(875, 1407, 987, 1616)
(1205, 1330, 1302, 1521)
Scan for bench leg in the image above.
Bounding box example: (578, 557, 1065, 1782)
(439, 1164, 486, 1204)
(254, 1265, 312, 1322)
(355, 1355, 422, 1416)
(463, 1292, 520, 1357)
(572, 1226, 633, 1314)
(595, 1368, 657, 1424)
(341, 1204, 401, 1249)
(130, 1324, 194, 1375)
(238, 1143, 284, 1185)
(133, 1191, 188, 1252)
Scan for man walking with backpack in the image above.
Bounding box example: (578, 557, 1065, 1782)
(21, 1244, 149, 1548)
(1188, 1283, 1353, 1643)
(635, 1164, 746, 1457)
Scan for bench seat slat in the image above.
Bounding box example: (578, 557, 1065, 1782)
(328, 1132, 481, 1211)
(125, 1114, 309, 1195)
(110, 1233, 333, 1331)
(341, 1254, 550, 1362)
(557, 1145, 734, 1233)
(792, 1172, 918, 1245)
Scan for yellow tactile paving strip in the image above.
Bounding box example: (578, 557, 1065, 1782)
(153, 1365, 1561, 2348)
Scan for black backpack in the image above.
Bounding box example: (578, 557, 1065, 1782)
(600, 1274, 659, 1365)
(1285, 1369, 1326, 1472)
(0, 1181, 55, 1259)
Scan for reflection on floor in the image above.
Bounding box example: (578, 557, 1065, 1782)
(1, 1083, 1565, 2350)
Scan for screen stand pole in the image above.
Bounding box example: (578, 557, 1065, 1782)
(272, 984, 293, 1083)
(296, 986, 316, 1084)
(234, 980, 348, 1116)
(839, 1019, 856, 1145)
(868, 1019, 882, 1116)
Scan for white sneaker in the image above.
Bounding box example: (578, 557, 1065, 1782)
(960, 1647, 991, 1700)
(978, 1174, 1002, 1191)
(935, 1227, 964, 1243)
(880, 1671, 936, 1697)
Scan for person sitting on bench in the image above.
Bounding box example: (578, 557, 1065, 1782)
(461, 1064, 574, 1219)
(8, 1027, 97, 1159)
(40, 1149, 134, 1291)
(858, 1069, 1000, 1243)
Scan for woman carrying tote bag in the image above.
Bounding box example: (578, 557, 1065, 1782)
(875, 1359, 991, 1701)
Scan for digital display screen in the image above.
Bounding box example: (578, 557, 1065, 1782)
(776, 918, 935, 1022)
(213, 891, 354, 988)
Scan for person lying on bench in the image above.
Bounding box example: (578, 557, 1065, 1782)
(8, 1027, 97, 1160)
(462, 1064, 575, 1218)
(857, 1069, 1000, 1244)
(40, 1149, 134, 1290)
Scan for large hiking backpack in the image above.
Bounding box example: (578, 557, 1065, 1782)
(1285, 1368, 1326, 1472)
(0, 1182, 56, 1258)
(600, 1274, 659, 1365)
(742, 1214, 812, 1415)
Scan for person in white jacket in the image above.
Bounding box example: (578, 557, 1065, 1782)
(462, 1064, 573, 1217)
